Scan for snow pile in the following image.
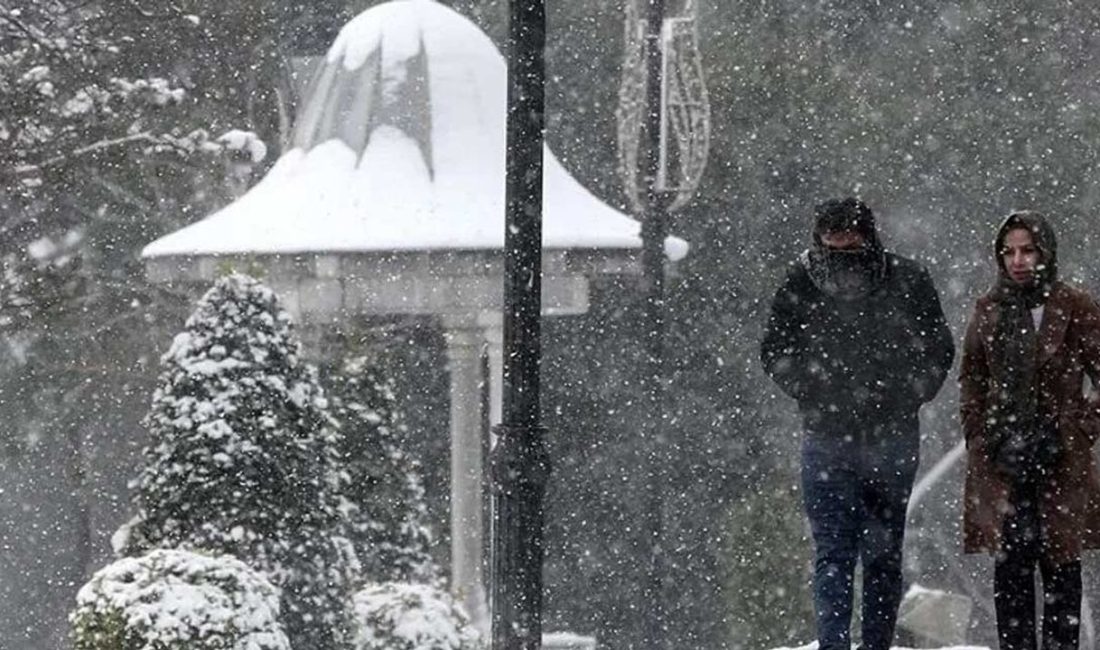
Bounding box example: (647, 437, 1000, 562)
(70, 548, 288, 650)
(351, 582, 482, 650)
(897, 583, 974, 647)
(770, 644, 989, 650)
(542, 631, 596, 649)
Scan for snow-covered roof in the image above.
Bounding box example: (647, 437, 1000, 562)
(143, 0, 687, 261)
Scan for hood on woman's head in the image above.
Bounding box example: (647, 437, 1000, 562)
(994, 210, 1058, 283)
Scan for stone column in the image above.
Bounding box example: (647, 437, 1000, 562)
(442, 321, 488, 636)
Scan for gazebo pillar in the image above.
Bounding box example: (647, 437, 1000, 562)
(442, 318, 490, 634)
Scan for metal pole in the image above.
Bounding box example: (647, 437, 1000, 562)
(490, 0, 548, 648)
(640, 0, 669, 647)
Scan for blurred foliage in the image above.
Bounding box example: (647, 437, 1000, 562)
(724, 474, 815, 649)
(0, 1, 335, 646)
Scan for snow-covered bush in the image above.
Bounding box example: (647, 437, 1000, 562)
(351, 582, 482, 650)
(329, 356, 437, 583)
(70, 548, 288, 650)
(118, 273, 358, 650)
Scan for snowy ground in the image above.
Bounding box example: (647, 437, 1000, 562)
(771, 645, 990, 650)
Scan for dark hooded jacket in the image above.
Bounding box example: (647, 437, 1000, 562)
(760, 200, 955, 434)
(961, 211, 1100, 562)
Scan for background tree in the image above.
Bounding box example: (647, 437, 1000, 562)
(327, 354, 437, 584)
(0, 3, 248, 645)
(722, 475, 814, 648)
(118, 273, 357, 650)
(0, 1, 337, 645)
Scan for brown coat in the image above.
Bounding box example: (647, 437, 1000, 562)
(961, 281, 1100, 563)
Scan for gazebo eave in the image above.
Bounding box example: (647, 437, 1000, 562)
(144, 246, 647, 321)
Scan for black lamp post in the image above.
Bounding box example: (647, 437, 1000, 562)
(618, 1, 710, 641)
(639, 0, 670, 647)
(490, 1, 548, 649)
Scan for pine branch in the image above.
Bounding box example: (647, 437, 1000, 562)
(85, 166, 155, 212)
(9, 132, 166, 176)
(0, 4, 62, 54)
(118, 0, 185, 20)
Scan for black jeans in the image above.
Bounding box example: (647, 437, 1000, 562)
(994, 478, 1082, 650)
(801, 428, 919, 650)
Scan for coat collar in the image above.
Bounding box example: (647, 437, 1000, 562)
(1037, 282, 1072, 367)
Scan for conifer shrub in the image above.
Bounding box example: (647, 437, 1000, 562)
(350, 582, 482, 650)
(70, 548, 288, 650)
(116, 273, 357, 649)
(329, 355, 436, 583)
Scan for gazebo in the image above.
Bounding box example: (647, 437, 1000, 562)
(142, 0, 687, 631)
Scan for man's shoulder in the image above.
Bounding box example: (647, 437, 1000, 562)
(767, 254, 818, 305)
(884, 252, 930, 280)
(780, 253, 814, 285)
(883, 252, 937, 297)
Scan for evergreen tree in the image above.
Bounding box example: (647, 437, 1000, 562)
(328, 355, 436, 584)
(118, 273, 357, 650)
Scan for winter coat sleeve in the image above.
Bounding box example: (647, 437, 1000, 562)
(907, 267, 956, 404)
(1072, 293, 1100, 446)
(959, 301, 990, 448)
(760, 264, 821, 403)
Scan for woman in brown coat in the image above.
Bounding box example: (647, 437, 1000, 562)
(961, 210, 1100, 650)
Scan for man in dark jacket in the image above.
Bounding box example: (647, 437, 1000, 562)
(760, 197, 954, 650)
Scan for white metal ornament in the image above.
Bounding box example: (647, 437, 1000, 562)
(616, 0, 711, 214)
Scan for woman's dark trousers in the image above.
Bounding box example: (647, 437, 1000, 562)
(801, 428, 919, 650)
(995, 478, 1081, 650)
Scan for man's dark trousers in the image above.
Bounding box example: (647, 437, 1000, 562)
(801, 424, 920, 650)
